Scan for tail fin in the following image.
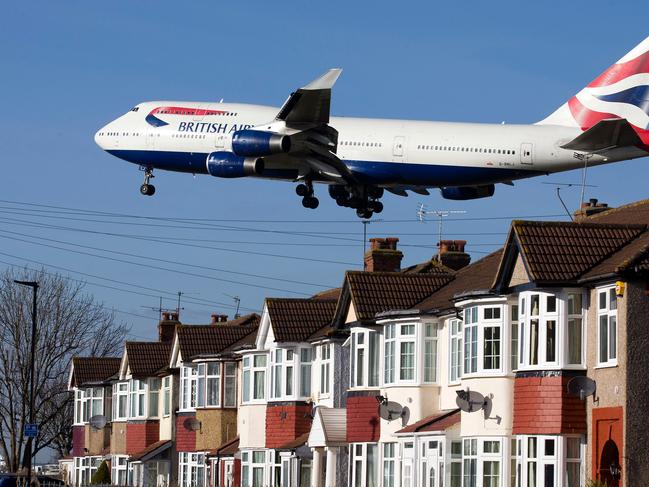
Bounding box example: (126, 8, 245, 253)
(538, 36, 649, 138)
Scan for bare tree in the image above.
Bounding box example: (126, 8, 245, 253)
(0, 268, 129, 471)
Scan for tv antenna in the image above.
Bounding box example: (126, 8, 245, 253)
(361, 218, 383, 267)
(223, 293, 241, 318)
(541, 182, 597, 221)
(141, 297, 176, 320)
(417, 204, 467, 258)
(176, 291, 200, 318)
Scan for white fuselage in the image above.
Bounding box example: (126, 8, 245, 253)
(95, 101, 645, 188)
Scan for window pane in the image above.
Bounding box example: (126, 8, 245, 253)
(369, 332, 380, 386)
(511, 322, 519, 371)
(546, 296, 556, 313)
(599, 315, 609, 362)
(400, 342, 415, 380)
(531, 295, 540, 316)
(483, 326, 501, 370)
(424, 340, 437, 382)
(567, 318, 582, 365)
(568, 293, 582, 315)
(609, 288, 617, 310)
(546, 320, 556, 362)
(530, 319, 539, 365)
(609, 316, 617, 360)
(543, 464, 554, 487)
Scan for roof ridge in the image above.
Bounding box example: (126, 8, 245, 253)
(586, 199, 649, 221)
(513, 220, 647, 230)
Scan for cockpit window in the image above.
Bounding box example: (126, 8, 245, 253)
(131, 107, 139, 112)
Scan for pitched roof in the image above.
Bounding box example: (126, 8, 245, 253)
(71, 357, 121, 387)
(501, 221, 645, 284)
(266, 298, 337, 343)
(176, 314, 260, 360)
(585, 199, 649, 225)
(415, 250, 504, 313)
(208, 436, 240, 457)
(581, 231, 649, 280)
(311, 288, 342, 300)
(396, 409, 461, 434)
(125, 341, 172, 378)
(339, 271, 454, 322)
(129, 440, 172, 462)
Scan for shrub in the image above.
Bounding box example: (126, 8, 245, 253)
(90, 460, 111, 485)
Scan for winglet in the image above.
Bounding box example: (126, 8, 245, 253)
(302, 68, 342, 91)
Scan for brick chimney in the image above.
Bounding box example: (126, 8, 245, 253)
(574, 198, 611, 221)
(436, 240, 471, 271)
(158, 311, 180, 342)
(210, 314, 229, 324)
(364, 237, 403, 272)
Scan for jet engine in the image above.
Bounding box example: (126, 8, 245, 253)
(206, 151, 264, 178)
(231, 130, 291, 157)
(441, 184, 495, 200)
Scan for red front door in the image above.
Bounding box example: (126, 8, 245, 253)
(592, 406, 623, 486)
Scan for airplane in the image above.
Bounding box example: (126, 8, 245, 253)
(95, 36, 649, 218)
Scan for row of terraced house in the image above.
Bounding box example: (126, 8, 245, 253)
(67, 198, 649, 487)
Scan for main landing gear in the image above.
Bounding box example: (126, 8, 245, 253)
(139, 166, 156, 196)
(296, 181, 319, 209)
(328, 185, 384, 219)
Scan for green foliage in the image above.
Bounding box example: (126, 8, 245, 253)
(586, 479, 609, 487)
(90, 460, 111, 485)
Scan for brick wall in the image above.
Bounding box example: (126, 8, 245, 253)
(265, 402, 312, 449)
(346, 391, 380, 443)
(126, 421, 160, 455)
(512, 371, 586, 435)
(176, 413, 197, 452)
(72, 426, 85, 456)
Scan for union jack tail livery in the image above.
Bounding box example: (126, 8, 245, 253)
(539, 36, 649, 147)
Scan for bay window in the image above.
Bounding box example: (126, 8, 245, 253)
(597, 286, 617, 366)
(88, 387, 103, 418)
(269, 347, 313, 400)
(423, 323, 438, 382)
(162, 376, 171, 416)
(449, 319, 462, 383)
(319, 344, 332, 395)
(74, 389, 87, 425)
(299, 349, 312, 397)
(224, 363, 237, 407)
(148, 378, 160, 417)
(113, 382, 128, 421)
(512, 435, 583, 487)
(180, 366, 198, 410)
(461, 303, 504, 376)
(130, 379, 146, 418)
(382, 321, 439, 386)
(350, 329, 380, 388)
(241, 450, 266, 487)
(351, 443, 378, 487)
(178, 452, 206, 487)
(518, 291, 585, 370)
(382, 443, 396, 487)
(242, 354, 267, 403)
(112, 455, 128, 486)
(511, 304, 519, 371)
(462, 438, 503, 487)
(399, 324, 416, 381)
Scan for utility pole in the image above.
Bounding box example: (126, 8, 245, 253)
(417, 204, 466, 258)
(14, 280, 38, 487)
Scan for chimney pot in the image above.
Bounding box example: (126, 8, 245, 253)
(436, 239, 470, 271)
(364, 237, 403, 272)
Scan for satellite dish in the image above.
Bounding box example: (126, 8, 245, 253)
(379, 401, 407, 422)
(183, 417, 202, 431)
(567, 376, 596, 400)
(455, 389, 488, 413)
(89, 415, 107, 430)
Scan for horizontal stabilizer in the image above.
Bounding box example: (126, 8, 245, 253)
(561, 118, 642, 152)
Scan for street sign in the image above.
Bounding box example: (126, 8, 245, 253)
(24, 423, 38, 438)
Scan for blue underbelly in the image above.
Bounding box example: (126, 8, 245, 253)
(106, 149, 540, 186)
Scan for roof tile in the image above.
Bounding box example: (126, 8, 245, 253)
(176, 314, 260, 360)
(71, 357, 121, 387)
(125, 341, 172, 378)
(266, 299, 337, 343)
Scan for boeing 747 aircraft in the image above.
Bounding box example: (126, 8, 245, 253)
(96, 36, 649, 218)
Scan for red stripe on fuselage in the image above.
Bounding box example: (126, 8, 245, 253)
(588, 50, 649, 87)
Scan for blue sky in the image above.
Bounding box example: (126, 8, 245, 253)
(1, 1, 647, 348)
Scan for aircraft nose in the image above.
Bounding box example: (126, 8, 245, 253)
(94, 126, 105, 149)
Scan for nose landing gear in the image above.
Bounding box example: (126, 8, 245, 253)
(139, 166, 156, 196)
(296, 181, 319, 209)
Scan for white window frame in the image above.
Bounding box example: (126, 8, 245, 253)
(318, 343, 332, 396)
(350, 329, 380, 389)
(240, 450, 267, 487)
(597, 285, 618, 367)
(449, 319, 463, 384)
(462, 437, 503, 487)
(148, 378, 160, 418)
(180, 365, 198, 411)
(178, 452, 207, 487)
(242, 353, 267, 404)
(350, 443, 378, 487)
(382, 443, 396, 487)
(88, 387, 104, 418)
(223, 362, 237, 408)
(461, 303, 505, 377)
(129, 379, 147, 419)
(518, 290, 586, 371)
(113, 382, 128, 421)
(513, 435, 584, 487)
(162, 376, 172, 417)
(73, 389, 87, 425)
(423, 322, 438, 383)
(111, 455, 128, 486)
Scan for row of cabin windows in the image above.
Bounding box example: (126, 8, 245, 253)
(97, 132, 146, 137)
(339, 140, 383, 148)
(172, 134, 207, 139)
(417, 144, 516, 155)
(156, 110, 238, 116)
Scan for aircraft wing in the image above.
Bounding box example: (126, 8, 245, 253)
(276, 69, 342, 126)
(560, 118, 642, 153)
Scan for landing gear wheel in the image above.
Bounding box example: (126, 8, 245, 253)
(296, 184, 309, 197)
(140, 184, 155, 196)
(302, 196, 319, 209)
(370, 201, 383, 213)
(357, 208, 373, 219)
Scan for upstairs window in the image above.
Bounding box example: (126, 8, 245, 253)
(423, 323, 438, 383)
(112, 382, 128, 421)
(162, 376, 171, 416)
(597, 286, 617, 366)
(449, 319, 463, 383)
(74, 389, 88, 425)
(461, 304, 504, 376)
(197, 363, 221, 408)
(350, 329, 380, 388)
(180, 366, 197, 411)
(129, 380, 146, 418)
(242, 354, 267, 403)
(88, 387, 104, 418)
(319, 343, 332, 395)
(148, 378, 160, 417)
(224, 363, 237, 408)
